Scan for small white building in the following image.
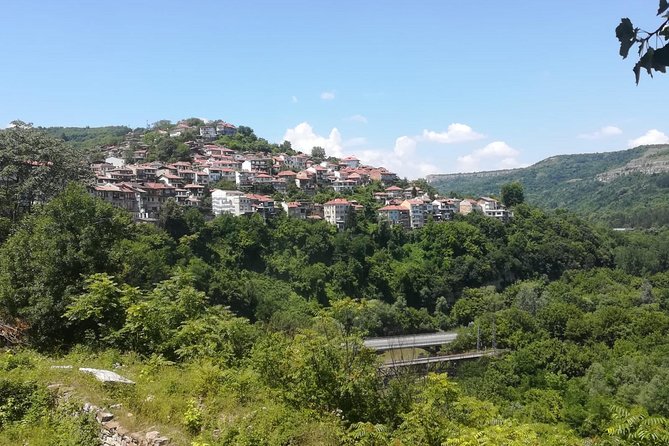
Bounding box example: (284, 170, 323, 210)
(323, 198, 351, 231)
(211, 189, 252, 217)
(400, 199, 427, 229)
(105, 156, 126, 168)
(199, 126, 217, 139)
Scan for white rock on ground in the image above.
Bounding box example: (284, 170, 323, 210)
(79, 368, 135, 384)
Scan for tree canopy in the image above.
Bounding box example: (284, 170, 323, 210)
(0, 121, 91, 222)
(501, 181, 525, 207)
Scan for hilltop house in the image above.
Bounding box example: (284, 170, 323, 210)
(211, 189, 251, 217)
(323, 198, 352, 231)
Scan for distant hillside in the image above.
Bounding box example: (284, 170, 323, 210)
(40, 125, 132, 150)
(427, 144, 669, 228)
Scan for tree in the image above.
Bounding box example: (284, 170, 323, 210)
(0, 121, 91, 221)
(63, 273, 138, 346)
(616, 2, 669, 84)
(0, 184, 132, 348)
(500, 181, 524, 207)
(311, 146, 326, 161)
(152, 120, 173, 130)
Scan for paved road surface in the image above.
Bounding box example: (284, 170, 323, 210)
(363, 332, 458, 351)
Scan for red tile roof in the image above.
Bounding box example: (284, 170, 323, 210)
(324, 198, 351, 206)
(378, 205, 407, 211)
(277, 170, 297, 176)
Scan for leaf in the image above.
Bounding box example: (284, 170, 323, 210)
(652, 43, 669, 73)
(634, 48, 656, 84)
(660, 26, 669, 40)
(616, 18, 637, 59)
(659, 0, 669, 16)
(634, 62, 642, 85)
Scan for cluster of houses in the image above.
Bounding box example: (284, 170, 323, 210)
(165, 120, 238, 139)
(376, 189, 512, 229)
(209, 186, 512, 232)
(90, 135, 399, 221)
(88, 123, 512, 228)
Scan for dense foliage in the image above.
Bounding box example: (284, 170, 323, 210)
(0, 122, 91, 226)
(41, 125, 133, 150)
(1, 126, 669, 444)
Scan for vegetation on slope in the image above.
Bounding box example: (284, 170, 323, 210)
(428, 144, 669, 227)
(40, 125, 133, 150)
(2, 125, 669, 444)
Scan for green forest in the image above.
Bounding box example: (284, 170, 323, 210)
(3, 125, 669, 445)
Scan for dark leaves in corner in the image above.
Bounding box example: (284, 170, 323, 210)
(658, 0, 669, 16)
(616, 18, 637, 59)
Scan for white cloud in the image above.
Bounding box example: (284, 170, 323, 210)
(283, 122, 344, 157)
(628, 129, 669, 147)
(421, 123, 484, 144)
(476, 141, 519, 158)
(347, 114, 368, 124)
(355, 136, 438, 179)
(578, 125, 623, 140)
(417, 162, 440, 176)
(393, 136, 417, 157)
(456, 141, 521, 172)
(291, 96, 298, 103)
(320, 91, 335, 100)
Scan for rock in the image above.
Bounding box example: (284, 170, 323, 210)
(110, 403, 123, 409)
(145, 431, 160, 441)
(103, 420, 120, 431)
(79, 367, 135, 384)
(97, 412, 114, 422)
(153, 437, 170, 445)
(51, 365, 73, 369)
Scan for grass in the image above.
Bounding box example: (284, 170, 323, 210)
(0, 348, 344, 446)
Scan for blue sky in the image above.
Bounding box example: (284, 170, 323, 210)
(2, 0, 668, 178)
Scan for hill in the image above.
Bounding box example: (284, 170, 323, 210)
(427, 144, 669, 228)
(40, 125, 133, 150)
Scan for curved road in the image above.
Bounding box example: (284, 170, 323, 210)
(363, 332, 458, 351)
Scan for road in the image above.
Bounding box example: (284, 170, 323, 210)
(363, 332, 458, 351)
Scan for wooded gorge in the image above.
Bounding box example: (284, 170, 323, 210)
(3, 126, 669, 445)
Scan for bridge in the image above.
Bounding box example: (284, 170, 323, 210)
(379, 349, 503, 369)
(363, 331, 458, 351)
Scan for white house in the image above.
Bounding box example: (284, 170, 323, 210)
(323, 198, 351, 231)
(105, 156, 125, 168)
(400, 199, 427, 229)
(211, 189, 252, 217)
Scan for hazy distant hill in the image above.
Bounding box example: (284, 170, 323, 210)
(41, 125, 132, 150)
(427, 145, 669, 228)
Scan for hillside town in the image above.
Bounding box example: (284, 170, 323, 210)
(89, 119, 513, 230)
